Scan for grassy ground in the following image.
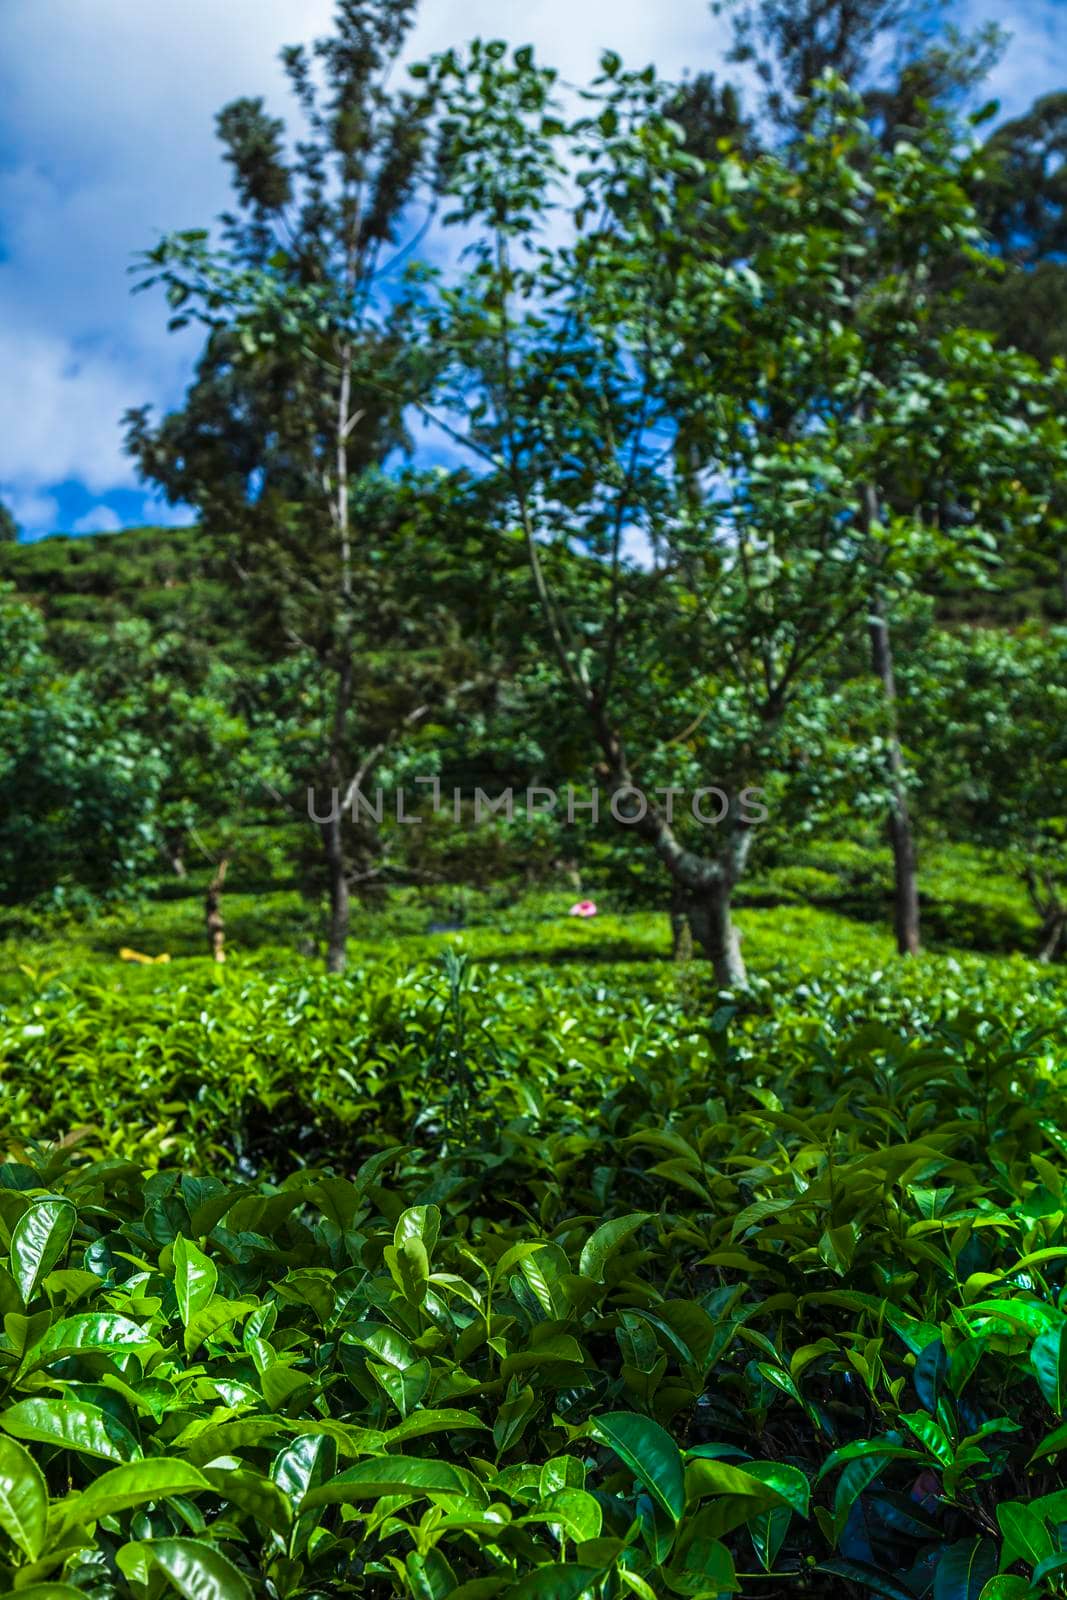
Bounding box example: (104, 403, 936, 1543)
(0, 835, 1048, 1004)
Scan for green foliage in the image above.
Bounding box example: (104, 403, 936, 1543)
(902, 626, 1067, 955)
(0, 591, 166, 906)
(426, 44, 1067, 977)
(0, 502, 19, 544)
(121, 0, 477, 974)
(5, 6, 1067, 1586)
(0, 951, 1066, 1593)
(0, 526, 244, 678)
(978, 92, 1067, 268)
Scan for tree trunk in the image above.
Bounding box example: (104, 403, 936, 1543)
(686, 878, 746, 987)
(205, 856, 229, 964)
(321, 813, 350, 975)
(869, 594, 921, 956)
(669, 879, 693, 962)
(591, 719, 753, 987)
(322, 330, 355, 978)
(1038, 908, 1066, 964)
(1026, 867, 1066, 963)
(164, 830, 186, 878)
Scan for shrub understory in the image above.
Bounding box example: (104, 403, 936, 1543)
(1, 950, 1067, 1597)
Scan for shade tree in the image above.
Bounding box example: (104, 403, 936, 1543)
(0, 591, 165, 908)
(903, 624, 1067, 960)
(422, 50, 1064, 984)
(75, 619, 293, 960)
(680, 0, 1020, 956)
(125, 0, 481, 972)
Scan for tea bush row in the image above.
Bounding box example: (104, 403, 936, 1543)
(1, 953, 1067, 1594)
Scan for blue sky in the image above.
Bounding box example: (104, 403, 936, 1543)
(0, 0, 1063, 541)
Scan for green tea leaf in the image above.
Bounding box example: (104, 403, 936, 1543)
(301, 1456, 481, 1509)
(589, 1411, 685, 1522)
(997, 1500, 1053, 1570)
(395, 1204, 441, 1260)
(665, 1519, 738, 1595)
(0, 1434, 47, 1560)
(10, 1197, 75, 1304)
(816, 1559, 920, 1600)
(118, 1537, 253, 1599)
(1, 1396, 136, 1462)
(0, 1587, 88, 1598)
(203, 1466, 293, 1536)
(522, 1488, 602, 1543)
(933, 1538, 997, 1600)
(173, 1234, 218, 1327)
(58, 1459, 210, 1528)
(502, 1567, 601, 1599)
(965, 1299, 1061, 1335)
(1032, 1325, 1067, 1414)
(272, 1431, 337, 1560)
(743, 1461, 810, 1517)
(579, 1213, 651, 1282)
(685, 1457, 783, 1505)
(20, 1312, 156, 1375)
(900, 1412, 954, 1467)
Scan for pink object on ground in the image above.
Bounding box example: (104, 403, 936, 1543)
(568, 900, 598, 918)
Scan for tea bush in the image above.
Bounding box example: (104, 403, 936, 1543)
(1, 948, 1067, 1596)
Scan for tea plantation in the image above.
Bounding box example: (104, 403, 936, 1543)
(4, 0, 1067, 1592)
(2, 904, 1067, 1599)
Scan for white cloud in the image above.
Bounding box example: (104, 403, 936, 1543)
(0, 328, 140, 493)
(407, 0, 724, 80)
(3, 486, 60, 537)
(71, 505, 123, 535)
(141, 496, 197, 530)
(961, 0, 1065, 119)
(0, 0, 1062, 533)
(0, 0, 338, 524)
